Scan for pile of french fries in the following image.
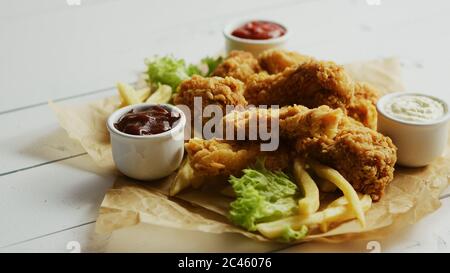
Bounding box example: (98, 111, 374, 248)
(169, 157, 372, 240)
(256, 159, 371, 239)
(116, 82, 173, 107)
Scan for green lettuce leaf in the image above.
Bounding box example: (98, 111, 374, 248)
(146, 56, 200, 90)
(229, 160, 299, 232)
(145, 55, 223, 91)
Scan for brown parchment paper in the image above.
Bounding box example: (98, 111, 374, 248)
(51, 58, 450, 245)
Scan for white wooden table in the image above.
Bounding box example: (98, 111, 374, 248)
(0, 0, 449, 253)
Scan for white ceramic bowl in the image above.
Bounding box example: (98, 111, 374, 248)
(107, 103, 186, 180)
(223, 18, 289, 56)
(377, 92, 450, 167)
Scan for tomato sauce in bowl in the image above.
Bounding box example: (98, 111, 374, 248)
(231, 20, 286, 40)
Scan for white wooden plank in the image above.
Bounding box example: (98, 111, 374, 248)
(0, 222, 96, 253)
(4, 197, 449, 252)
(298, 33, 450, 102)
(0, 154, 114, 247)
(0, 0, 449, 251)
(0, 90, 115, 174)
(2, 0, 449, 112)
(1, 10, 450, 174)
(0, 221, 281, 253)
(0, 0, 303, 112)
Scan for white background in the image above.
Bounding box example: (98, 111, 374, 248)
(0, 0, 449, 252)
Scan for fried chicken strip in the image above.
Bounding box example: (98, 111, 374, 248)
(346, 83, 380, 129)
(257, 49, 381, 104)
(354, 82, 380, 104)
(185, 139, 290, 176)
(296, 118, 396, 201)
(244, 60, 354, 110)
(173, 75, 247, 128)
(174, 75, 247, 109)
(256, 49, 380, 127)
(186, 106, 397, 201)
(244, 60, 381, 129)
(227, 105, 396, 200)
(212, 50, 262, 82)
(209, 49, 379, 129)
(223, 105, 344, 140)
(185, 105, 344, 176)
(258, 49, 314, 74)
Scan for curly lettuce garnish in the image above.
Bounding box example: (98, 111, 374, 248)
(145, 55, 223, 91)
(229, 160, 301, 235)
(146, 56, 199, 90)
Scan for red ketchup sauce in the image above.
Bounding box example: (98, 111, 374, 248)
(231, 20, 286, 40)
(114, 105, 180, 136)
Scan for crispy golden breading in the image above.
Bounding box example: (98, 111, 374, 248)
(223, 105, 344, 140)
(354, 82, 380, 104)
(212, 50, 262, 82)
(244, 60, 354, 110)
(211, 49, 380, 128)
(173, 75, 247, 115)
(258, 49, 314, 74)
(244, 60, 382, 129)
(186, 105, 397, 201)
(179, 50, 396, 201)
(345, 83, 380, 129)
(346, 98, 378, 129)
(186, 105, 345, 176)
(296, 118, 396, 201)
(185, 138, 290, 176)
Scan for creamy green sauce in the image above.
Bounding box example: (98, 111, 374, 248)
(384, 95, 445, 123)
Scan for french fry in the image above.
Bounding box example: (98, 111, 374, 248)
(309, 160, 366, 228)
(256, 195, 372, 239)
(146, 84, 172, 104)
(293, 159, 319, 215)
(119, 86, 151, 108)
(117, 82, 140, 106)
(328, 193, 366, 208)
(320, 193, 368, 232)
(137, 87, 151, 102)
(169, 158, 204, 196)
(316, 177, 338, 193)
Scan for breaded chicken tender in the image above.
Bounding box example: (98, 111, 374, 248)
(186, 106, 397, 201)
(244, 60, 354, 110)
(178, 49, 396, 201)
(255, 49, 381, 128)
(258, 49, 314, 74)
(212, 50, 379, 128)
(173, 75, 247, 121)
(223, 105, 343, 140)
(354, 82, 380, 104)
(212, 50, 262, 82)
(296, 118, 396, 201)
(346, 83, 380, 129)
(244, 60, 380, 129)
(185, 138, 290, 176)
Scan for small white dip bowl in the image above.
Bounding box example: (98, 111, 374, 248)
(223, 18, 289, 56)
(107, 103, 186, 180)
(377, 92, 450, 167)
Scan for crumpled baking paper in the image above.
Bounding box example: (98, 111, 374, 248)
(51, 58, 449, 246)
